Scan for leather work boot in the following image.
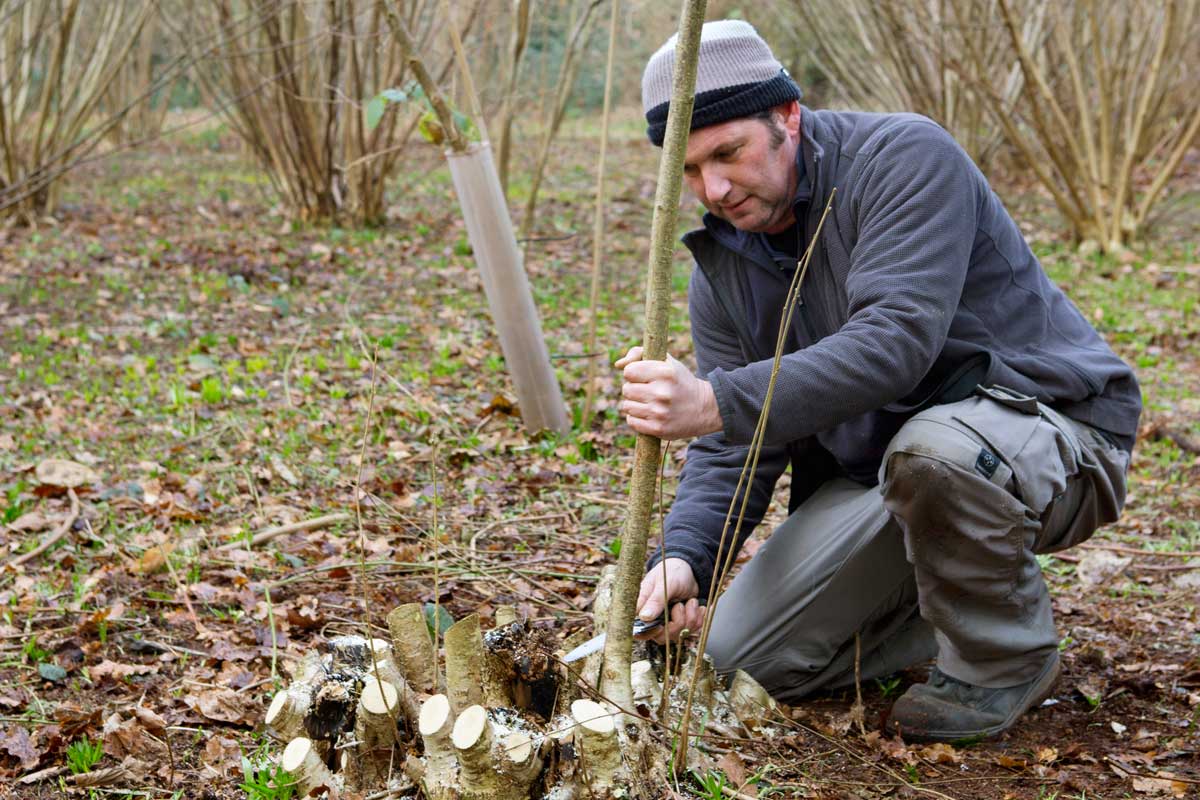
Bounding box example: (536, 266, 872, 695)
(887, 652, 1061, 742)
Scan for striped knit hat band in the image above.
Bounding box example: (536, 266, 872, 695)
(642, 20, 802, 147)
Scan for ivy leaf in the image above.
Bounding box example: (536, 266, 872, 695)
(365, 95, 387, 131)
(38, 662, 67, 683)
(380, 87, 409, 104)
(423, 602, 455, 639)
(451, 109, 478, 141)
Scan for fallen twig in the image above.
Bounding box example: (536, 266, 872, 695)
(5, 488, 80, 569)
(1080, 541, 1200, 559)
(215, 512, 351, 551)
(18, 765, 66, 785)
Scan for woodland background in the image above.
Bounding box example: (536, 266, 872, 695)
(0, 1, 1198, 798)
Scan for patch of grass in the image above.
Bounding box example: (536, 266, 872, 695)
(240, 748, 295, 800)
(66, 736, 104, 775)
(690, 768, 729, 800)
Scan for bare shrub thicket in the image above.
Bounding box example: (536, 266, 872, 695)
(102, 9, 172, 147)
(0, 0, 157, 223)
(184, 0, 480, 226)
(797, 0, 1200, 251)
(796, 0, 1042, 169)
(983, 0, 1200, 250)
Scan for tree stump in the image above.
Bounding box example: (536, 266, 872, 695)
(264, 604, 780, 798)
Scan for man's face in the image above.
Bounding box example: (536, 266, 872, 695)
(682, 103, 801, 234)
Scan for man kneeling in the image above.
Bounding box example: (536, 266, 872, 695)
(620, 20, 1139, 742)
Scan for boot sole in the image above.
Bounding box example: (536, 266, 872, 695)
(889, 653, 1062, 743)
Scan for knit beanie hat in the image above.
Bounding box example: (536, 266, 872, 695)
(642, 20, 802, 147)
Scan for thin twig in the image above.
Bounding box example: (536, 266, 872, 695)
(6, 488, 80, 569)
(1080, 541, 1200, 559)
(215, 512, 350, 551)
(675, 189, 838, 766)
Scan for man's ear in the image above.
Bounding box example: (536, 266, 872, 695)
(779, 100, 801, 137)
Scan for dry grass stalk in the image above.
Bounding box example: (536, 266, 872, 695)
(581, 0, 620, 430)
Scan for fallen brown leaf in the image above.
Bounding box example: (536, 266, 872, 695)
(35, 458, 100, 489)
(133, 707, 167, 737)
(185, 688, 260, 725)
(1131, 775, 1189, 797)
(919, 743, 962, 764)
(1037, 746, 1059, 764)
(0, 726, 42, 770)
(133, 542, 175, 574)
(90, 660, 160, 681)
(202, 735, 242, 779)
(716, 751, 751, 792)
(6, 510, 58, 533)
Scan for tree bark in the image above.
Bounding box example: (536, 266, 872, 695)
(598, 0, 707, 716)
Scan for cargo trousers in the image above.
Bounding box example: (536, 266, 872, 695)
(706, 386, 1130, 700)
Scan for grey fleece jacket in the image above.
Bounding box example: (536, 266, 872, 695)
(653, 107, 1142, 600)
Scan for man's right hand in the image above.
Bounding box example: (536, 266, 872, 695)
(635, 558, 704, 645)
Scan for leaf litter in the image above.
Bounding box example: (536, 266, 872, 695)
(0, 125, 1196, 799)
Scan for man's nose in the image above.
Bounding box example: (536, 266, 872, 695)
(702, 168, 731, 203)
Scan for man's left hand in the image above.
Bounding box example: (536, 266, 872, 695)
(616, 346, 722, 440)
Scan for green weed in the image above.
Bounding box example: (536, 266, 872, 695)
(690, 769, 728, 800)
(66, 736, 104, 774)
(240, 749, 295, 800)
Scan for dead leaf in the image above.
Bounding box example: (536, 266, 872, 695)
(6, 510, 57, 533)
(1037, 746, 1059, 764)
(995, 754, 1029, 770)
(286, 602, 324, 630)
(133, 707, 167, 737)
(0, 726, 42, 770)
(919, 743, 962, 764)
(35, 458, 99, 489)
(202, 735, 241, 779)
(0, 686, 28, 711)
(1131, 775, 1189, 797)
(90, 660, 159, 682)
(270, 455, 300, 486)
(186, 688, 259, 725)
(132, 542, 174, 574)
(1076, 549, 1132, 585)
(716, 751, 750, 790)
(54, 704, 101, 739)
(70, 755, 150, 787)
(102, 713, 167, 761)
(481, 393, 516, 417)
(864, 730, 918, 765)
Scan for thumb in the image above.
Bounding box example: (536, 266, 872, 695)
(636, 578, 663, 621)
(614, 346, 644, 369)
